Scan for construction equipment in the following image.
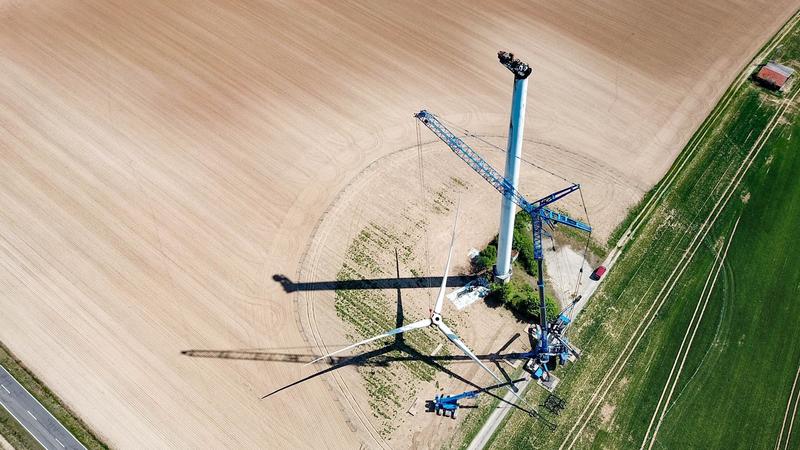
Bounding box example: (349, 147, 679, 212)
(414, 55, 591, 380)
(431, 375, 527, 419)
(541, 393, 567, 415)
(308, 202, 527, 404)
(414, 110, 590, 371)
(545, 296, 582, 363)
(433, 390, 479, 419)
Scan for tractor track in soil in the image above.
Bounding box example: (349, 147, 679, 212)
(617, 9, 799, 247)
(290, 13, 800, 449)
(555, 13, 800, 446)
(640, 218, 739, 449)
(293, 140, 435, 450)
(775, 358, 800, 450)
(559, 69, 800, 450)
(294, 130, 580, 449)
(298, 204, 390, 449)
(300, 249, 389, 448)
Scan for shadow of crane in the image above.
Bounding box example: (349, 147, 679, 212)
(183, 249, 553, 423)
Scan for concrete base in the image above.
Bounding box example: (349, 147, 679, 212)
(493, 265, 512, 283)
(537, 374, 560, 392)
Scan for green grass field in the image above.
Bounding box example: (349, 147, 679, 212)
(599, 85, 800, 449)
(450, 12, 800, 450)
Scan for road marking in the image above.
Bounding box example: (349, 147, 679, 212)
(0, 399, 50, 450)
(56, 438, 66, 448)
(0, 365, 87, 450)
(27, 409, 37, 421)
(1, 384, 9, 394)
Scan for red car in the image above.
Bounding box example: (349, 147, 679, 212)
(590, 265, 606, 281)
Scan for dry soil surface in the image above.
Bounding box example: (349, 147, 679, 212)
(1, 0, 798, 448)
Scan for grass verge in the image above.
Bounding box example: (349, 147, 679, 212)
(0, 404, 42, 450)
(0, 342, 107, 449)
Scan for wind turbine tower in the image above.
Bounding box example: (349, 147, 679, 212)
(495, 51, 532, 282)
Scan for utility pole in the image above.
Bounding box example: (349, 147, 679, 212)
(495, 51, 532, 282)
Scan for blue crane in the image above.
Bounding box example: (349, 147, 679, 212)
(414, 110, 590, 374)
(432, 376, 527, 418)
(433, 390, 479, 419)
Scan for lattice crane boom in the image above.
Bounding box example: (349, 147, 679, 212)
(414, 110, 591, 249)
(414, 109, 592, 366)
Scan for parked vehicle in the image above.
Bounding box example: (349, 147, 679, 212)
(590, 265, 606, 281)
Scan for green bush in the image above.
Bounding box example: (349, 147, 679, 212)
(473, 211, 538, 275)
(515, 210, 531, 225)
(474, 211, 563, 324)
(512, 211, 536, 275)
(488, 280, 558, 322)
(474, 244, 497, 272)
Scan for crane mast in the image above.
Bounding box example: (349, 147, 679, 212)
(414, 105, 590, 369)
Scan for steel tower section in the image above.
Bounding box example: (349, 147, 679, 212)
(495, 51, 532, 282)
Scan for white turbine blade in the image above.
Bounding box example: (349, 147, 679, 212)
(306, 318, 431, 365)
(433, 199, 461, 315)
(437, 321, 527, 404)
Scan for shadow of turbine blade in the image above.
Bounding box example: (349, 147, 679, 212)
(271, 273, 478, 293)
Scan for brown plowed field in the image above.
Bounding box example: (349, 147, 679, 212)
(1, 1, 797, 447)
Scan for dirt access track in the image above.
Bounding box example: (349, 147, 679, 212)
(1, 1, 797, 448)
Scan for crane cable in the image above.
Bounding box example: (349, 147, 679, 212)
(434, 116, 595, 325)
(416, 119, 433, 312)
(568, 186, 593, 329)
(555, 231, 568, 302)
(438, 117, 574, 185)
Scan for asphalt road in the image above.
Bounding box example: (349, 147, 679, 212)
(467, 377, 533, 450)
(0, 365, 85, 450)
